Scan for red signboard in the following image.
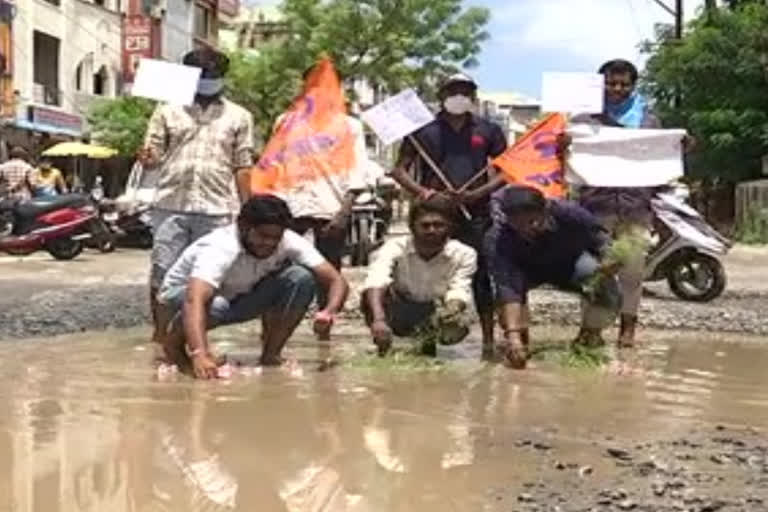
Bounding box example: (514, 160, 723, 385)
(218, 0, 239, 17)
(122, 15, 153, 83)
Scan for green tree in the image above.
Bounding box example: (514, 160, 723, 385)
(225, 0, 490, 140)
(643, 3, 768, 184)
(225, 47, 303, 143)
(86, 96, 156, 156)
(279, 0, 490, 94)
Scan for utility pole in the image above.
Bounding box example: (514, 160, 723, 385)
(652, 0, 684, 39)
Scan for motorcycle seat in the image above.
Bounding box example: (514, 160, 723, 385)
(15, 194, 90, 218)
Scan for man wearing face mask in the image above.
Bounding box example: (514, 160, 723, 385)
(485, 187, 621, 369)
(389, 73, 508, 359)
(139, 46, 256, 348)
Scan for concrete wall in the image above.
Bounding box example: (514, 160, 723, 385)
(13, 0, 122, 132)
(162, 0, 194, 62)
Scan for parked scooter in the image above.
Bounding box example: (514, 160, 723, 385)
(645, 184, 731, 302)
(347, 177, 396, 267)
(0, 194, 99, 260)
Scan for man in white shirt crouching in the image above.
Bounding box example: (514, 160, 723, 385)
(361, 195, 478, 356)
(157, 195, 349, 379)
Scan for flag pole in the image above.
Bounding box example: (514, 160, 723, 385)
(408, 135, 472, 220)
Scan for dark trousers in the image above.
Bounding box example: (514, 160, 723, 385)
(454, 216, 493, 314)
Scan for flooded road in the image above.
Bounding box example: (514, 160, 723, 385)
(1, 326, 768, 511)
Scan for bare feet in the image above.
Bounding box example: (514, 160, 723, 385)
(618, 314, 638, 349)
(573, 328, 606, 348)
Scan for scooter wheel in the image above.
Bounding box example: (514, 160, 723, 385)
(45, 238, 84, 261)
(667, 252, 726, 302)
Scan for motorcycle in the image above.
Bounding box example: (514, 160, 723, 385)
(346, 177, 396, 267)
(646, 185, 731, 302)
(97, 199, 154, 249)
(0, 194, 100, 260)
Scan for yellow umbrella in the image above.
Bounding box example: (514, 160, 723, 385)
(42, 142, 118, 159)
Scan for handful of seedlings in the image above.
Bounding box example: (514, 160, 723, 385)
(582, 231, 648, 303)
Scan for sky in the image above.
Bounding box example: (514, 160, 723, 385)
(248, 0, 709, 99)
(468, 0, 709, 98)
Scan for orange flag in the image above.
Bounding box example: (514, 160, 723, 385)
(492, 113, 567, 198)
(251, 58, 356, 194)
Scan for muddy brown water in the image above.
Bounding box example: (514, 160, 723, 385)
(1, 325, 768, 511)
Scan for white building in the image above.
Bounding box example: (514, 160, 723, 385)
(478, 90, 541, 140)
(10, 0, 123, 141)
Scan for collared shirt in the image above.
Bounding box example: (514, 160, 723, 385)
(363, 236, 477, 305)
(397, 113, 507, 217)
(485, 200, 608, 303)
(276, 115, 369, 220)
(160, 224, 326, 301)
(144, 98, 255, 216)
(0, 159, 33, 201)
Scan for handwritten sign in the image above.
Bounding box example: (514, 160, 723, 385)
(541, 72, 604, 114)
(361, 89, 434, 145)
(131, 58, 201, 106)
(566, 124, 687, 187)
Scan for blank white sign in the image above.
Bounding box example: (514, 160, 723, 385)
(131, 58, 201, 106)
(542, 72, 604, 114)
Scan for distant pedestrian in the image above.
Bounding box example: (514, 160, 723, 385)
(29, 160, 68, 198)
(140, 47, 256, 347)
(389, 73, 508, 359)
(0, 146, 33, 201)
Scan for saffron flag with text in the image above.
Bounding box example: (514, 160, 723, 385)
(251, 58, 355, 193)
(492, 113, 567, 198)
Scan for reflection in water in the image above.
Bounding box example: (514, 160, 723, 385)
(1, 328, 768, 510)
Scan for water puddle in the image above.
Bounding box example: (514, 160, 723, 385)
(1, 326, 767, 510)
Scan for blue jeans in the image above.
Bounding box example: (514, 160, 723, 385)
(159, 265, 317, 329)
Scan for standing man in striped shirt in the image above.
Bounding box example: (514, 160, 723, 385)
(139, 47, 255, 349)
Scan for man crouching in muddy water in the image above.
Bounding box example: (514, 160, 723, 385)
(156, 195, 349, 379)
(361, 195, 477, 356)
(486, 187, 622, 369)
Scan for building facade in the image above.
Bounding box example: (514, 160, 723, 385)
(7, 0, 123, 148)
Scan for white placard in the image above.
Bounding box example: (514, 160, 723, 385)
(131, 58, 201, 106)
(566, 124, 687, 187)
(361, 89, 434, 146)
(542, 72, 604, 114)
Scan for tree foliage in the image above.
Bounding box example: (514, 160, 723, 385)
(225, 0, 490, 141)
(643, 3, 768, 183)
(86, 96, 156, 156)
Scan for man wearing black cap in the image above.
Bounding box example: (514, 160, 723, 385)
(389, 72, 508, 358)
(139, 46, 256, 347)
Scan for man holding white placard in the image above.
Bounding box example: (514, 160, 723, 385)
(139, 47, 256, 348)
(389, 73, 508, 358)
(569, 59, 664, 348)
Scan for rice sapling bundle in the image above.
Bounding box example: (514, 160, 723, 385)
(413, 302, 472, 356)
(582, 231, 648, 303)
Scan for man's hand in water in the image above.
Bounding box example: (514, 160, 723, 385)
(437, 300, 466, 324)
(498, 330, 527, 370)
(370, 319, 393, 355)
(313, 311, 335, 341)
(192, 353, 219, 380)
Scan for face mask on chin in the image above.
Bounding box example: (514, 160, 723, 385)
(196, 77, 224, 97)
(443, 95, 474, 115)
